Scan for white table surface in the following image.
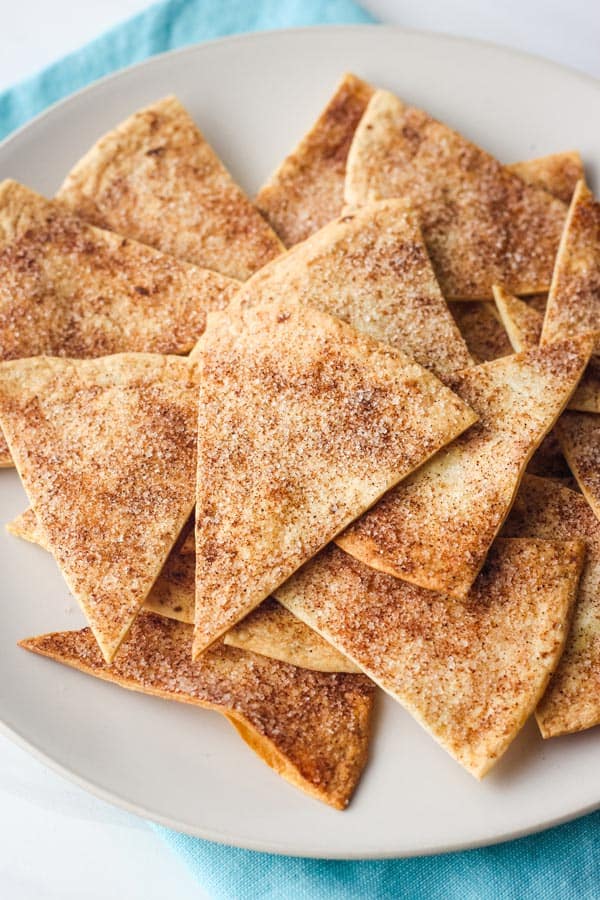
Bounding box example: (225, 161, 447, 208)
(1, 2, 599, 898)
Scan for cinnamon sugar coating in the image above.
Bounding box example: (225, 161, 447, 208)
(193, 296, 476, 655)
(504, 475, 600, 737)
(57, 96, 283, 280)
(338, 337, 593, 597)
(345, 90, 567, 299)
(275, 539, 584, 777)
(508, 151, 584, 204)
(20, 613, 375, 809)
(256, 74, 374, 246)
(0, 354, 198, 662)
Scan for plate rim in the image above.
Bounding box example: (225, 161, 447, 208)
(1, 23, 600, 859)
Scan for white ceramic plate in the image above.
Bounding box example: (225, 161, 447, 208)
(1, 25, 600, 859)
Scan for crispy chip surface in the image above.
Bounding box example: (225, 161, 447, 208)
(345, 90, 566, 299)
(231, 201, 472, 380)
(338, 337, 593, 597)
(57, 96, 283, 279)
(557, 412, 600, 520)
(493, 285, 543, 352)
(507, 151, 584, 204)
(255, 74, 374, 246)
(0, 354, 197, 661)
(224, 598, 360, 673)
(275, 540, 583, 778)
(193, 297, 477, 655)
(503, 475, 600, 737)
(20, 612, 374, 809)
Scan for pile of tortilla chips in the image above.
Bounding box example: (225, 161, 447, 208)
(3, 73, 600, 810)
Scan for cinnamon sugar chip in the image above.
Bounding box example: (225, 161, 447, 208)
(8, 506, 197, 625)
(193, 297, 477, 656)
(275, 539, 583, 778)
(224, 598, 360, 673)
(19, 612, 375, 809)
(230, 201, 473, 380)
(345, 90, 566, 299)
(57, 96, 283, 280)
(503, 475, 600, 737)
(541, 180, 600, 412)
(557, 412, 600, 521)
(337, 336, 594, 598)
(0, 354, 198, 662)
(449, 301, 513, 362)
(508, 151, 584, 204)
(493, 284, 543, 352)
(255, 74, 374, 246)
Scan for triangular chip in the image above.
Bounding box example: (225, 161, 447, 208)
(255, 73, 374, 246)
(0, 179, 237, 467)
(337, 337, 593, 597)
(20, 613, 374, 809)
(275, 539, 583, 777)
(0, 354, 197, 661)
(541, 180, 600, 412)
(224, 598, 360, 674)
(449, 301, 513, 362)
(345, 90, 566, 299)
(193, 297, 477, 656)
(231, 201, 473, 380)
(507, 151, 584, 204)
(57, 96, 283, 279)
(8, 505, 197, 625)
(493, 284, 543, 351)
(503, 475, 600, 737)
(557, 412, 600, 520)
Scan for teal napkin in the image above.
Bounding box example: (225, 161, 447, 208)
(1, 1, 599, 897)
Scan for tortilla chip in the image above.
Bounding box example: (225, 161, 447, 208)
(193, 296, 477, 656)
(231, 201, 473, 380)
(492, 284, 543, 351)
(255, 74, 374, 246)
(0, 354, 197, 662)
(337, 336, 593, 598)
(507, 151, 584, 204)
(224, 598, 360, 673)
(557, 411, 600, 519)
(275, 539, 583, 778)
(57, 96, 283, 280)
(503, 475, 600, 737)
(20, 612, 374, 809)
(539, 181, 600, 413)
(449, 301, 513, 362)
(6, 507, 43, 545)
(526, 293, 548, 315)
(345, 90, 566, 299)
(0, 180, 238, 357)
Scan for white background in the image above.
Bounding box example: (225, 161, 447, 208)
(1, 2, 599, 898)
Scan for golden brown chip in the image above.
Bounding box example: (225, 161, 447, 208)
(231, 201, 472, 380)
(0, 180, 238, 358)
(503, 475, 600, 737)
(224, 598, 360, 673)
(0, 354, 197, 662)
(57, 96, 283, 280)
(255, 74, 374, 246)
(557, 412, 600, 520)
(193, 297, 477, 656)
(540, 181, 600, 412)
(275, 539, 583, 778)
(345, 90, 566, 299)
(493, 284, 543, 351)
(448, 301, 513, 362)
(337, 336, 593, 598)
(20, 612, 374, 809)
(507, 151, 584, 204)
(6, 507, 41, 544)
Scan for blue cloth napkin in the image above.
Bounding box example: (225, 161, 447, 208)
(1, 1, 599, 897)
